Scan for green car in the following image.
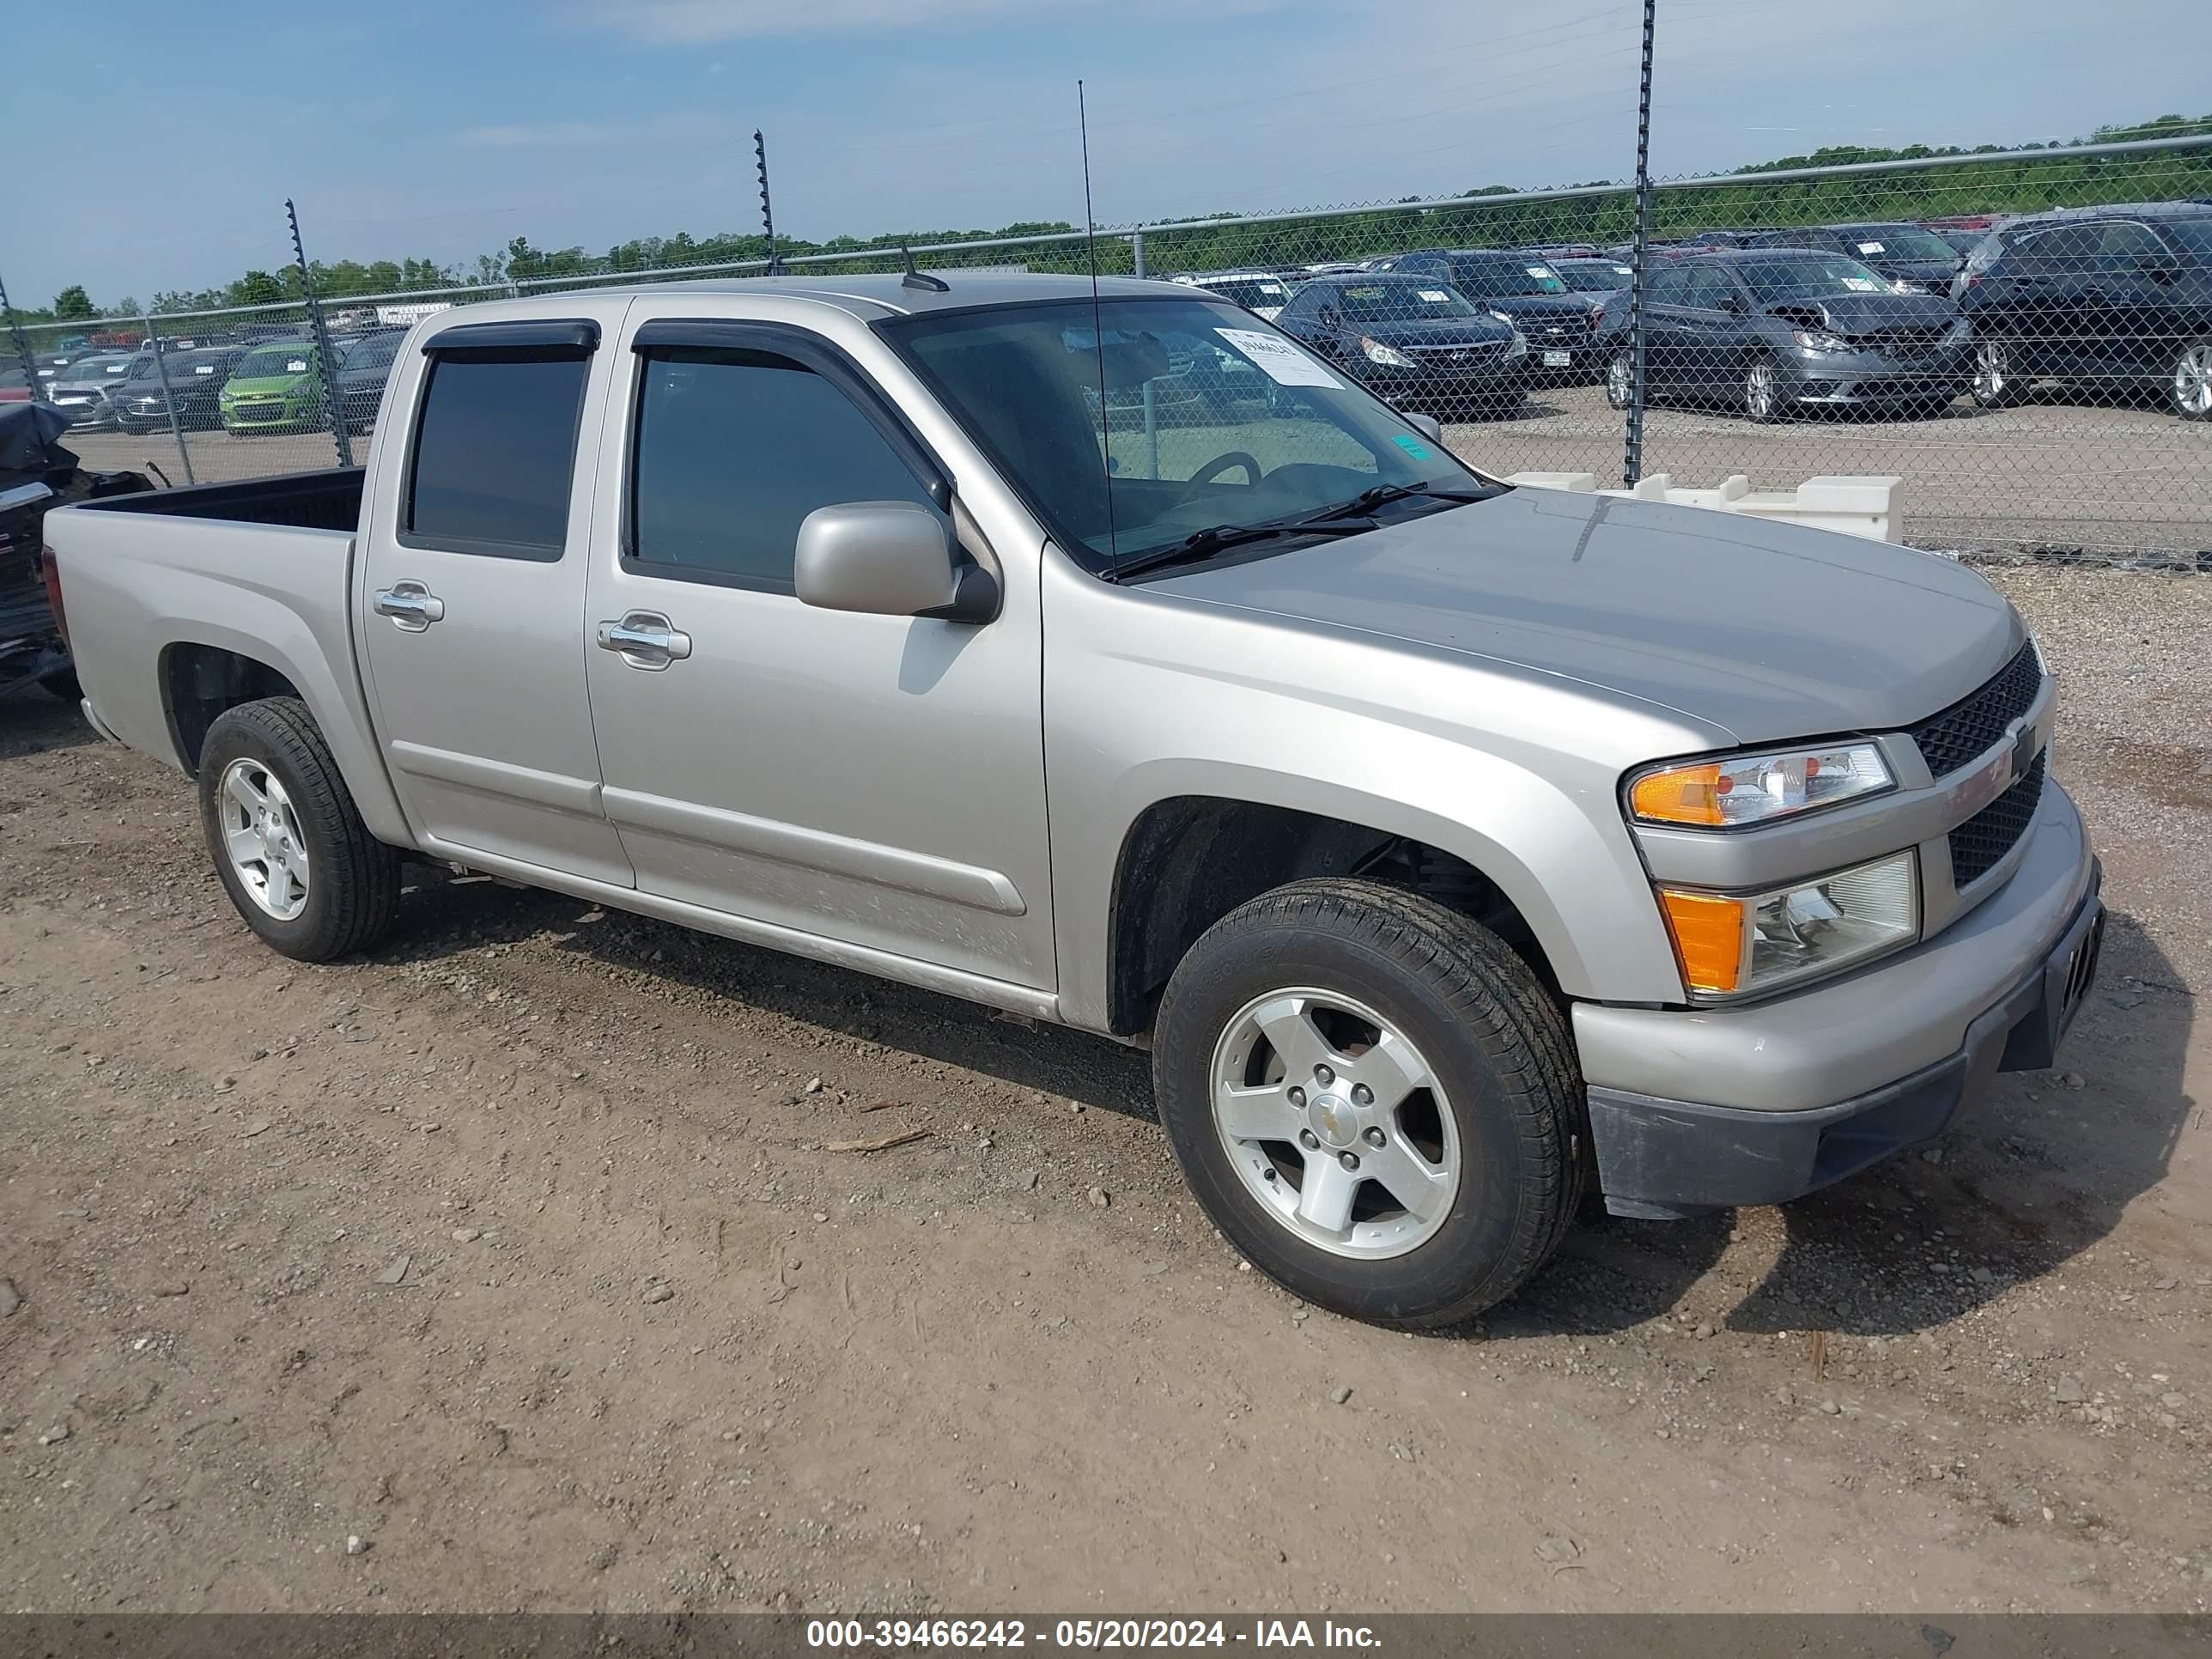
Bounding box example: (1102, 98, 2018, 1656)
(219, 341, 327, 434)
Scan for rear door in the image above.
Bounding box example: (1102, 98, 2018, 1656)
(2089, 220, 2179, 383)
(356, 302, 636, 886)
(579, 309, 1055, 989)
(1639, 264, 1698, 389)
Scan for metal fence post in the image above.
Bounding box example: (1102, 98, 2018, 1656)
(286, 198, 355, 469)
(1130, 233, 1161, 477)
(0, 267, 45, 405)
(1623, 0, 1656, 487)
(143, 319, 197, 487)
(1131, 230, 1146, 277)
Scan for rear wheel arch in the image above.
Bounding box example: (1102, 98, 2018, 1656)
(161, 641, 302, 771)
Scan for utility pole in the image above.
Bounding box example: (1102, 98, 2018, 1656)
(755, 131, 786, 275)
(1623, 0, 1657, 486)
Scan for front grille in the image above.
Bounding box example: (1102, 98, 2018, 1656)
(1949, 751, 2045, 888)
(1870, 326, 1951, 361)
(1404, 340, 1504, 360)
(1905, 640, 2043, 778)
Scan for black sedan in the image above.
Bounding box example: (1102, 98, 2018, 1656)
(1370, 249, 1607, 380)
(1273, 274, 1528, 419)
(112, 348, 246, 434)
(1738, 222, 1964, 296)
(1593, 250, 1972, 421)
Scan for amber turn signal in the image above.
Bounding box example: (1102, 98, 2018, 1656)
(1656, 889, 1747, 994)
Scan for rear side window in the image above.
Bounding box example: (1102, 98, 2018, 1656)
(628, 348, 943, 592)
(405, 353, 589, 558)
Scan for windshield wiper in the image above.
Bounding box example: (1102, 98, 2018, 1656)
(1109, 516, 1378, 582)
(1302, 480, 1500, 523)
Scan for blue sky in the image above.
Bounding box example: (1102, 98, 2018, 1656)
(9, 0, 2209, 307)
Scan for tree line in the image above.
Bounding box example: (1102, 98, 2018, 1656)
(15, 112, 2210, 325)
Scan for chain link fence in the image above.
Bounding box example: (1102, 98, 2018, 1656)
(9, 134, 2210, 562)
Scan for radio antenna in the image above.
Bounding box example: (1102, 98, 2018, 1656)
(1078, 79, 1119, 569)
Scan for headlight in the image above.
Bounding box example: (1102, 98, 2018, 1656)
(1487, 309, 1516, 326)
(1504, 331, 1528, 358)
(1657, 850, 1918, 999)
(1360, 336, 1413, 368)
(1791, 329, 1854, 353)
(1628, 743, 1893, 829)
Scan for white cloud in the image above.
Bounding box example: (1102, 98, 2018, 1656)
(459, 121, 622, 148)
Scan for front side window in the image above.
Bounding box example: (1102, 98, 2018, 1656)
(405, 352, 589, 557)
(1647, 265, 1692, 305)
(886, 295, 1488, 574)
(629, 348, 942, 591)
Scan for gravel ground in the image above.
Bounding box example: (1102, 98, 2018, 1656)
(0, 564, 2207, 1616)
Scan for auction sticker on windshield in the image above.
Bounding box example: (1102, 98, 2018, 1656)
(1216, 328, 1342, 388)
(1418, 289, 1451, 302)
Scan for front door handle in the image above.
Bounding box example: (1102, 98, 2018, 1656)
(597, 610, 692, 671)
(374, 581, 444, 631)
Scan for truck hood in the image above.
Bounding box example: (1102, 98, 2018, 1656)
(1150, 486, 2019, 746)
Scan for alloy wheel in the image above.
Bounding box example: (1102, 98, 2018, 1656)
(1744, 360, 1779, 421)
(2174, 344, 2212, 418)
(1209, 988, 1461, 1261)
(1973, 341, 2008, 404)
(216, 757, 310, 921)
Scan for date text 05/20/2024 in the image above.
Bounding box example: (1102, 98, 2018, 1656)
(805, 1619, 1383, 1650)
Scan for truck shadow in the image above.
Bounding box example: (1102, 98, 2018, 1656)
(0, 688, 102, 760)
(374, 871, 2191, 1346)
(1497, 906, 2193, 1342)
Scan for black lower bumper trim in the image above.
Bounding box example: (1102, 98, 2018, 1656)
(1587, 863, 2103, 1219)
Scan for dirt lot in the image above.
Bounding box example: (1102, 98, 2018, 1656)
(1, 568, 2208, 1616)
(64, 381, 2212, 559)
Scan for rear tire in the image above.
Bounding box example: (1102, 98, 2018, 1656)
(1152, 878, 1583, 1330)
(196, 696, 401, 963)
(2168, 338, 2212, 422)
(1972, 339, 2025, 409)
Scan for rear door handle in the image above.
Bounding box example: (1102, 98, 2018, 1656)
(597, 610, 691, 671)
(374, 581, 444, 630)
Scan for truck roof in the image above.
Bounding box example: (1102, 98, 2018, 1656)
(432, 271, 1182, 326)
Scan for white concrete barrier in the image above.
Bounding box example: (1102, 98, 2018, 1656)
(1504, 471, 1903, 544)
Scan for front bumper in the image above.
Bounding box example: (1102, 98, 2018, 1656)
(1790, 346, 1972, 406)
(1367, 360, 1531, 410)
(1579, 781, 2101, 1218)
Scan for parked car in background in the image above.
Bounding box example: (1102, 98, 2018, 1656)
(220, 340, 330, 434)
(1594, 249, 1971, 421)
(112, 347, 246, 434)
(1958, 202, 2212, 418)
(46, 354, 144, 429)
(1926, 227, 1988, 257)
(1169, 270, 1292, 321)
(1, 368, 30, 404)
(1273, 272, 1528, 418)
(1739, 223, 1963, 295)
(1371, 250, 1604, 380)
(333, 331, 406, 434)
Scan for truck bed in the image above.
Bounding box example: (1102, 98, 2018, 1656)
(77, 466, 363, 533)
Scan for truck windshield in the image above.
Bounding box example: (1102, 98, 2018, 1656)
(885, 295, 1491, 575)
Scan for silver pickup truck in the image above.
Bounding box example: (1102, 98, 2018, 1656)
(47, 272, 2102, 1329)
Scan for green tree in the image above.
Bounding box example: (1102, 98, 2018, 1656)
(228, 270, 285, 306)
(52, 284, 95, 319)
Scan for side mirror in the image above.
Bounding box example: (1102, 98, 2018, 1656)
(1404, 412, 1444, 446)
(1316, 307, 1340, 329)
(794, 501, 998, 623)
(1718, 292, 1745, 314)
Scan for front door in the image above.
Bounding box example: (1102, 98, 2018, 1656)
(356, 301, 635, 886)
(580, 314, 1055, 991)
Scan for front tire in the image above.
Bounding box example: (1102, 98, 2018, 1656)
(1742, 356, 1786, 422)
(196, 697, 401, 962)
(1152, 878, 1583, 1330)
(1604, 349, 1635, 410)
(2168, 338, 2212, 421)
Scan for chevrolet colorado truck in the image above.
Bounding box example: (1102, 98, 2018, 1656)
(45, 272, 2103, 1328)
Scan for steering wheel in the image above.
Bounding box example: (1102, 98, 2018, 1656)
(1175, 451, 1263, 503)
